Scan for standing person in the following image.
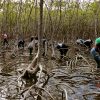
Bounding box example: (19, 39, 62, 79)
(90, 37, 100, 69)
(2, 33, 8, 46)
(28, 37, 34, 55)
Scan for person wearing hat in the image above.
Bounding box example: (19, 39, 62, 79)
(90, 37, 100, 68)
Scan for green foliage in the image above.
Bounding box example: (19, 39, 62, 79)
(52, 1, 66, 7)
(0, 0, 100, 38)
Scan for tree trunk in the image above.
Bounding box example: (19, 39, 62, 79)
(38, 0, 44, 61)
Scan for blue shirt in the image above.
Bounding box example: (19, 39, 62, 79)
(90, 47, 100, 68)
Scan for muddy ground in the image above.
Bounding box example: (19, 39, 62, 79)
(0, 44, 100, 100)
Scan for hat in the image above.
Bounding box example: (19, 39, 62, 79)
(95, 37, 100, 45)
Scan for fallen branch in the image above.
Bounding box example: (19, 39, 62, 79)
(36, 63, 43, 85)
(83, 92, 100, 100)
(63, 88, 68, 100)
(77, 54, 94, 72)
(48, 82, 75, 94)
(21, 52, 39, 82)
(0, 72, 12, 76)
(70, 75, 92, 79)
(35, 86, 55, 100)
(21, 71, 50, 100)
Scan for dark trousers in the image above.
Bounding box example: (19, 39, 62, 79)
(60, 49, 67, 59)
(3, 39, 8, 46)
(18, 41, 24, 48)
(95, 59, 100, 68)
(28, 48, 33, 55)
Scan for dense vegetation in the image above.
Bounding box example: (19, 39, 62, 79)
(0, 1, 100, 100)
(0, 0, 100, 40)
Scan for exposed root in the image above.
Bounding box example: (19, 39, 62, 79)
(21, 52, 39, 82)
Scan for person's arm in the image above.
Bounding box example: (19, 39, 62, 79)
(90, 48, 100, 61)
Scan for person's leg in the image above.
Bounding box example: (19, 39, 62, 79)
(3, 39, 5, 46)
(18, 41, 20, 48)
(20, 41, 23, 48)
(84, 42, 91, 49)
(60, 50, 64, 59)
(95, 60, 100, 68)
(5, 39, 8, 45)
(29, 48, 33, 55)
(22, 41, 25, 49)
(3, 39, 8, 46)
(90, 48, 100, 68)
(63, 49, 68, 57)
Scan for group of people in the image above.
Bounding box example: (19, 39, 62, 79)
(1, 33, 100, 69)
(56, 38, 100, 69)
(76, 38, 100, 69)
(76, 38, 93, 49)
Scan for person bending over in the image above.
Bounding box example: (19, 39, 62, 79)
(56, 43, 69, 59)
(18, 36, 25, 49)
(76, 38, 93, 49)
(84, 39, 93, 49)
(91, 37, 100, 69)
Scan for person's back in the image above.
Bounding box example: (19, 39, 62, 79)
(84, 39, 93, 49)
(76, 39, 85, 45)
(56, 43, 69, 59)
(18, 35, 25, 49)
(76, 38, 93, 50)
(28, 41, 34, 49)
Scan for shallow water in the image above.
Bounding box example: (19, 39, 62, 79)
(0, 50, 100, 100)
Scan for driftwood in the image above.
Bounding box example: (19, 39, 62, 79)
(63, 88, 68, 100)
(21, 64, 49, 100)
(18, 47, 51, 100)
(21, 51, 39, 83)
(35, 64, 50, 100)
(83, 92, 100, 100)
